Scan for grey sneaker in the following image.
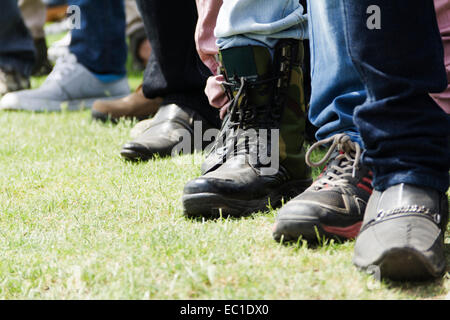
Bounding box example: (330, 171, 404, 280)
(0, 69, 30, 96)
(353, 183, 449, 281)
(0, 54, 129, 112)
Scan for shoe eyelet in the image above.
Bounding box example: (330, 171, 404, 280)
(376, 210, 385, 221)
(433, 213, 441, 224)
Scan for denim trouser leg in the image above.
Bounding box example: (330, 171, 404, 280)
(0, 0, 35, 77)
(215, 0, 308, 50)
(136, 0, 220, 127)
(342, 0, 450, 192)
(69, 0, 127, 76)
(308, 1, 365, 145)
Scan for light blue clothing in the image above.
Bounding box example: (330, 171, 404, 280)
(215, 0, 308, 50)
(307, 0, 365, 145)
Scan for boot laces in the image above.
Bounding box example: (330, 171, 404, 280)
(305, 134, 362, 190)
(223, 76, 280, 131)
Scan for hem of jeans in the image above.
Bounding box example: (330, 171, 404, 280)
(373, 171, 450, 194)
(318, 130, 362, 147)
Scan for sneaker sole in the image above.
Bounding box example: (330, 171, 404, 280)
(273, 216, 363, 242)
(182, 179, 312, 218)
(1, 94, 129, 112)
(359, 247, 446, 281)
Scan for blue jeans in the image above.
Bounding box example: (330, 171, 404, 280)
(0, 0, 35, 77)
(69, 0, 127, 76)
(341, 0, 449, 193)
(308, 1, 365, 145)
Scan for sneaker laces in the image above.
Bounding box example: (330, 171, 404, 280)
(305, 134, 362, 189)
(45, 53, 77, 83)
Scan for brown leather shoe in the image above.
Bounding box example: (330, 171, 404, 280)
(46, 5, 68, 22)
(91, 85, 162, 122)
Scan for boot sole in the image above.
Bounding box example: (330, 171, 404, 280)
(182, 179, 312, 218)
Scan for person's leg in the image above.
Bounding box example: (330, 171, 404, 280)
(69, 0, 127, 77)
(431, 0, 450, 114)
(134, 0, 218, 121)
(125, 0, 144, 36)
(19, 0, 46, 39)
(307, 1, 366, 144)
(273, 1, 373, 242)
(0, 0, 35, 95)
(90, 0, 155, 122)
(0, 0, 130, 112)
(182, 0, 312, 218)
(120, 0, 220, 161)
(125, 0, 150, 70)
(342, 0, 449, 280)
(19, 0, 53, 76)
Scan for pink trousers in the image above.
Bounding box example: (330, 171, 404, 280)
(431, 0, 450, 113)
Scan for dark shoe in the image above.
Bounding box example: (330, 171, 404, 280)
(32, 38, 53, 77)
(120, 103, 213, 161)
(183, 40, 312, 218)
(273, 134, 373, 242)
(0, 69, 30, 96)
(353, 184, 449, 281)
(92, 85, 162, 122)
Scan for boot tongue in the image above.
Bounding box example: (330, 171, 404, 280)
(220, 46, 274, 122)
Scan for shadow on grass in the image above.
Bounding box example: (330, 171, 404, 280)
(370, 243, 450, 299)
(185, 210, 271, 223)
(275, 233, 450, 299)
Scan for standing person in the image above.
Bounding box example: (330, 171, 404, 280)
(118, 0, 221, 161)
(275, 0, 448, 280)
(19, 0, 53, 76)
(0, 0, 35, 96)
(432, 0, 450, 114)
(182, 0, 312, 217)
(184, 0, 449, 281)
(0, 0, 130, 112)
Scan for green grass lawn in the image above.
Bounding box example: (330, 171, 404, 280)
(0, 33, 448, 300)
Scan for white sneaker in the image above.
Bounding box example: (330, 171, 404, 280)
(48, 32, 71, 63)
(0, 54, 130, 112)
